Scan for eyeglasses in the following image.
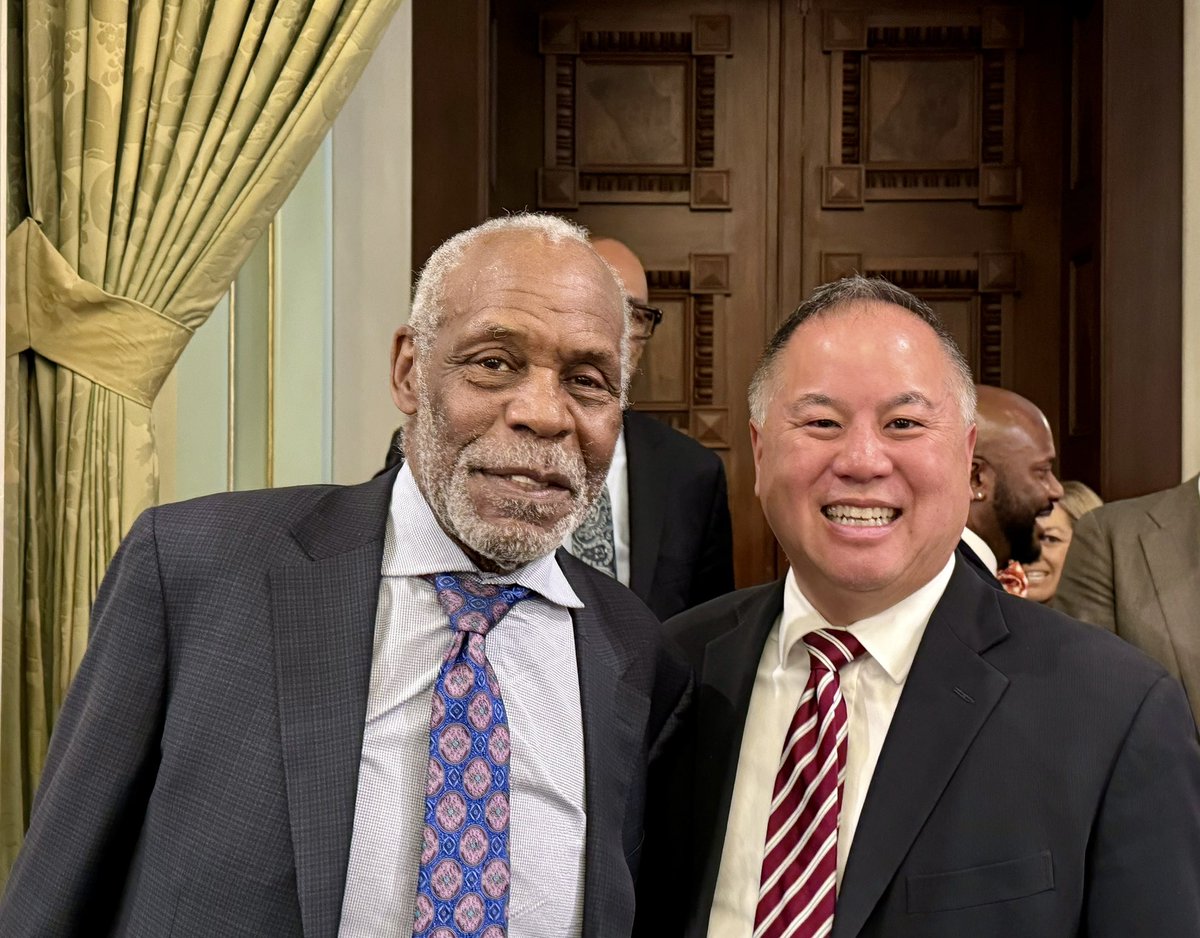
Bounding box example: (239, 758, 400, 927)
(629, 300, 664, 339)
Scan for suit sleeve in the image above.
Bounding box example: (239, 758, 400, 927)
(1052, 509, 1117, 632)
(1083, 674, 1200, 935)
(688, 458, 735, 608)
(0, 510, 168, 935)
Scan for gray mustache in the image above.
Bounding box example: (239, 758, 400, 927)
(458, 437, 588, 494)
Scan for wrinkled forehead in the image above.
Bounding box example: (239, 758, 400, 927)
(451, 230, 619, 299)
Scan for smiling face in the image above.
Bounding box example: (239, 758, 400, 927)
(1024, 503, 1073, 603)
(991, 416, 1063, 564)
(971, 386, 1065, 566)
(391, 230, 626, 571)
(751, 301, 976, 625)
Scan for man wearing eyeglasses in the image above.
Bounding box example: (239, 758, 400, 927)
(570, 237, 734, 621)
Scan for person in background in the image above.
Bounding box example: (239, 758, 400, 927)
(640, 275, 1200, 938)
(0, 214, 690, 937)
(1055, 473, 1200, 727)
(1023, 480, 1103, 604)
(572, 236, 734, 620)
(961, 384, 1064, 596)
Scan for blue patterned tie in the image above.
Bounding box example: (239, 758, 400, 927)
(413, 573, 532, 938)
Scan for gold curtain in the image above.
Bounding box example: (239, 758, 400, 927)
(2, 0, 402, 879)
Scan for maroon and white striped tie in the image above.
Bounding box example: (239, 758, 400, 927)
(754, 628, 867, 938)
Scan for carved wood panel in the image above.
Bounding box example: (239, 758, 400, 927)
(821, 7, 1023, 208)
(821, 251, 1019, 386)
(538, 14, 734, 209)
(629, 254, 733, 449)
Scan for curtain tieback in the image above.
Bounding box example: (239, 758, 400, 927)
(6, 218, 194, 408)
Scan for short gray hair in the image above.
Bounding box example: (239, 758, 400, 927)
(408, 213, 633, 403)
(747, 275, 977, 427)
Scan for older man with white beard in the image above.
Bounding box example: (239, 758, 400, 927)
(0, 215, 691, 938)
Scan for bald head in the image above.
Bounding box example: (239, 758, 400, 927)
(975, 385, 1053, 455)
(968, 385, 1065, 567)
(592, 238, 649, 304)
(593, 237, 653, 371)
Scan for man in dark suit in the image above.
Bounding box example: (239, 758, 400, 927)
(962, 384, 1064, 596)
(641, 276, 1200, 938)
(0, 215, 690, 937)
(1054, 475, 1200, 726)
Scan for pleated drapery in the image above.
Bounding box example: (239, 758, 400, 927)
(2, 0, 402, 880)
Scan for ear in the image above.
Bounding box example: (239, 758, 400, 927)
(390, 326, 420, 415)
(970, 451, 995, 501)
(749, 419, 764, 497)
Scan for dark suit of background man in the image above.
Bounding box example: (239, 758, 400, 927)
(640, 276, 1200, 938)
(1055, 474, 1200, 726)
(961, 384, 1064, 597)
(0, 215, 690, 937)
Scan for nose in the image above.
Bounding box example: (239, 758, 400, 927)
(504, 367, 573, 439)
(831, 424, 893, 482)
(1046, 470, 1065, 503)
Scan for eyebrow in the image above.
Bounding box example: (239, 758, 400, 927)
(462, 320, 622, 371)
(468, 321, 515, 340)
(783, 391, 937, 414)
(885, 391, 936, 410)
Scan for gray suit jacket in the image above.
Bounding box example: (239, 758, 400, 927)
(0, 470, 691, 937)
(1054, 475, 1200, 727)
(639, 558, 1200, 937)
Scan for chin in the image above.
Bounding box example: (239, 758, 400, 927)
(1025, 585, 1054, 604)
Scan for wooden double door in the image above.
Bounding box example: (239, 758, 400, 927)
(412, 0, 1184, 588)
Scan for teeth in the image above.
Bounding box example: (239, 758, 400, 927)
(505, 474, 543, 488)
(823, 505, 896, 526)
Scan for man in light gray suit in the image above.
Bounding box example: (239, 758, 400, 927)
(1055, 475, 1200, 727)
(0, 214, 690, 937)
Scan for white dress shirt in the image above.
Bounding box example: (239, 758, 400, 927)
(564, 427, 631, 585)
(339, 465, 588, 937)
(960, 526, 998, 575)
(706, 557, 956, 938)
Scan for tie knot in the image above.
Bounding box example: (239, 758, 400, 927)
(803, 628, 868, 673)
(427, 572, 532, 635)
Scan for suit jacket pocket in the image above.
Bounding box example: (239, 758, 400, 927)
(625, 832, 646, 881)
(906, 850, 1054, 913)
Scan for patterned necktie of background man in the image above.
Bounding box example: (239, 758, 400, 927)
(755, 628, 868, 938)
(570, 483, 617, 578)
(413, 573, 533, 938)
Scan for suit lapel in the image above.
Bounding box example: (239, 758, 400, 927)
(624, 413, 667, 599)
(562, 555, 649, 938)
(1142, 478, 1200, 705)
(270, 471, 395, 938)
(833, 561, 1010, 938)
(692, 581, 786, 931)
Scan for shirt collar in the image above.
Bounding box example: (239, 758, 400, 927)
(959, 526, 999, 575)
(778, 555, 956, 685)
(381, 464, 583, 609)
